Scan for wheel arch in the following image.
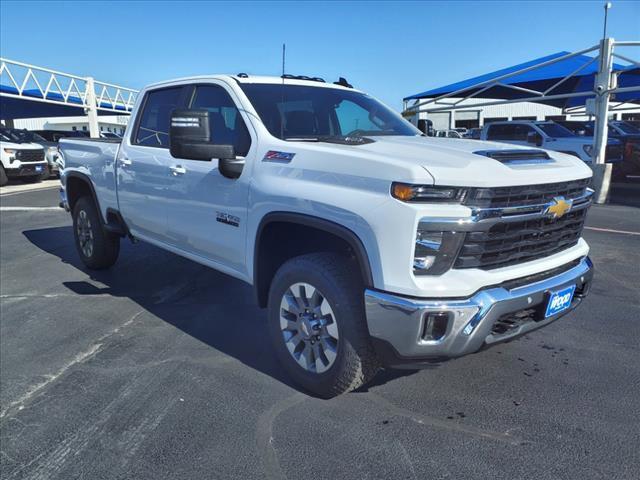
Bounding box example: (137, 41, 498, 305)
(254, 212, 375, 308)
(65, 172, 105, 222)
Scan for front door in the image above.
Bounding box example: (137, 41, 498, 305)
(164, 82, 255, 276)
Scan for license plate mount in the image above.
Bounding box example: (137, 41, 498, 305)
(545, 285, 576, 318)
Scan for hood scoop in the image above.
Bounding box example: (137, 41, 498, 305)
(473, 149, 554, 165)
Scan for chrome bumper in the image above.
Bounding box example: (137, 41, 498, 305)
(365, 257, 593, 367)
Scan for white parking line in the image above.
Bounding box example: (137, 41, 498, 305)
(0, 180, 60, 196)
(0, 207, 64, 212)
(585, 226, 640, 236)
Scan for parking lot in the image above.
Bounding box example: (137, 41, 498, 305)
(0, 182, 638, 480)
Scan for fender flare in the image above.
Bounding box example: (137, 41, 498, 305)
(64, 171, 105, 222)
(254, 211, 375, 293)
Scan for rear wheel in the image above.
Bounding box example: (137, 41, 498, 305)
(72, 196, 120, 269)
(268, 253, 379, 398)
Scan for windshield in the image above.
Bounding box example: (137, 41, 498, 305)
(240, 83, 420, 142)
(537, 123, 576, 138)
(15, 130, 47, 143)
(0, 128, 24, 143)
(0, 128, 46, 143)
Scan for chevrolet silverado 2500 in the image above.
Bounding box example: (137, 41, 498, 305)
(59, 75, 594, 397)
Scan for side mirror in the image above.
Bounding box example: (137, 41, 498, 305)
(527, 131, 543, 146)
(169, 109, 243, 179)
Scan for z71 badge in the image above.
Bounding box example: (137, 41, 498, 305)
(263, 150, 295, 163)
(216, 212, 240, 227)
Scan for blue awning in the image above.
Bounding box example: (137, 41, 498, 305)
(404, 51, 639, 109)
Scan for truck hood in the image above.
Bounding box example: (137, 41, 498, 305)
(349, 136, 593, 187)
(0, 141, 44, 150)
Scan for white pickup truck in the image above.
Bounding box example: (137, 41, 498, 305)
(59, 75, 594, 397)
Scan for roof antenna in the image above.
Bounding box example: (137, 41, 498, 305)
(602, 2, 612, 40)
(280, 43, 286, 140)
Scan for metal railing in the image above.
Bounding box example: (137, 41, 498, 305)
(0, 58, 139, 136)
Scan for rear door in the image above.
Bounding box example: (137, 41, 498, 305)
(164, 82, 255, 275)
(117, 85, 189, 241)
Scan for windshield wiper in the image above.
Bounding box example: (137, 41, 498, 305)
(284, 135, 374, 145)
(283, 137, 321, 142)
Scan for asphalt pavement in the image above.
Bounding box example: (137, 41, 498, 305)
(1, 184, 638, 480)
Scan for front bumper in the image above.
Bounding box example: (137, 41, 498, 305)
(5, 163, 47, 178)
(365, 256, 593, 368)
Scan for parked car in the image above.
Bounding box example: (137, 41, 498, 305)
(480, 120, 622, 164)
(435, 129, 463, 138)
(100, 132, 122, 139)
(32, 130, 90, 142)
(464, 128, 482, 139)
(0, 127, 48, 186)
(556, 120, 640, 178)
(59, 74, 594, 397)
(5, 128, 61, 177)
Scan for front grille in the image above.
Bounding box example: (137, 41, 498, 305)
(465, 178, 590, 209)
(16, 149, 45, 163)
(455, 208, 588, 270)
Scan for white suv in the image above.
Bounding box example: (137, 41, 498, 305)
(0, 128, 48, 186)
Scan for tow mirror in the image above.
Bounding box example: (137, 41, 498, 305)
(170, 109, 243, 179)
(527, 131, 543, 146)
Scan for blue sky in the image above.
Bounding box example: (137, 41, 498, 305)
(1, 1, 639, 108)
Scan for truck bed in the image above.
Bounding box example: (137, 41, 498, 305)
(59, 138, 121, 219)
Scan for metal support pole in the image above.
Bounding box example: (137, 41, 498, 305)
(593, 38, 614, 204)
(85, 77, 100, 138)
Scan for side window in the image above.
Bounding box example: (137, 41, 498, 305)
(334, 99, 382, 135)
(134, 87, 183, 148)
(190, 85, 251, 157)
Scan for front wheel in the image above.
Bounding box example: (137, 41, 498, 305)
(268, 253, 379, 398)
(72, 196, 120, 269)
(0, 166, 7, 186)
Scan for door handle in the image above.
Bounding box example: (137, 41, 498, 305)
(170, 165, 187, 176)
(119, 157, 132, 167)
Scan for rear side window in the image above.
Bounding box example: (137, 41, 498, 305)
(134, 87, 183, 148)
(189, 85, 252, 156)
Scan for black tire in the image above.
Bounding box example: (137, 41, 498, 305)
(267, 252, 379, 398)
(72, 196, 120, 269)
(0, 166, 7, 186)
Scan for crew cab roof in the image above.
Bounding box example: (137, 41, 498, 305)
(145, 74, 360, 92)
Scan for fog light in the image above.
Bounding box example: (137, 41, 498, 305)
(422, 312, 450, 341)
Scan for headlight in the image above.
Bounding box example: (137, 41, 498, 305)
(414, 226, 465, 275)
(3, 148, 17, 155)
(392, 182, 467, 203)
(47, 146, 59, 154)
(583, 145, 594, 156)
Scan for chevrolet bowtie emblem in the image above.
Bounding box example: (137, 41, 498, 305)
(545, 196, 572, 219)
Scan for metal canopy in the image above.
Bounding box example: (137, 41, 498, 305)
(0, 58, 138, 135)
(404, 50, 639, 109)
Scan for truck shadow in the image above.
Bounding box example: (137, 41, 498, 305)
(23, 226, 417, 396)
